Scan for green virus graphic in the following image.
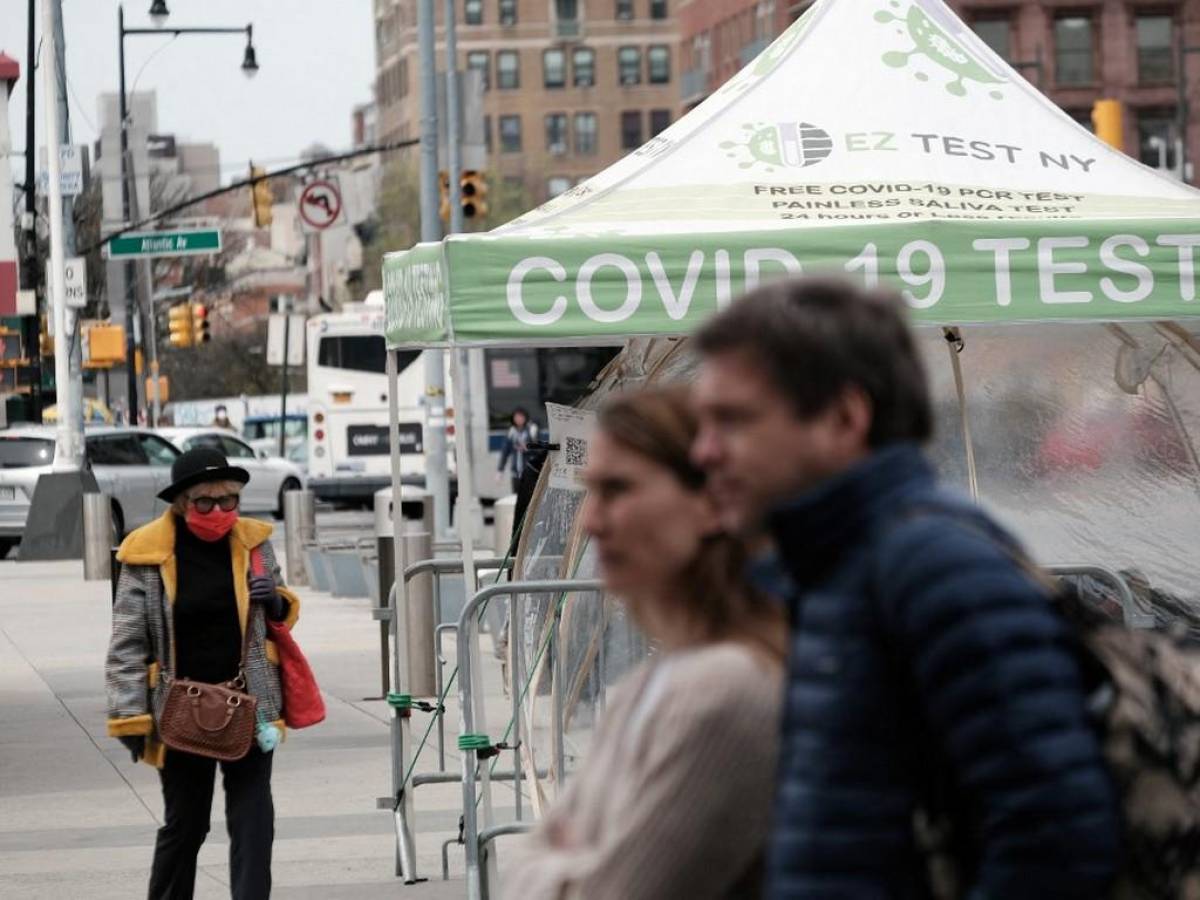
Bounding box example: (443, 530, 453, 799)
(875, 1, 1005, 99)
(720, 122, 833, 173)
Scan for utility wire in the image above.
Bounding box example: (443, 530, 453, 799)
(79, 137, 419, 255)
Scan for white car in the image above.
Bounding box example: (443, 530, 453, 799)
(157, 428, 305, 519)
(0, 426, 182, 555)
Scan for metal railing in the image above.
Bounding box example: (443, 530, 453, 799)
(456, 578, 605, 900)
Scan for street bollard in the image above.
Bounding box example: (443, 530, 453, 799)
(375, 488, 434, 696)
(485, 495, 518, 647)
(82, 493, 112, 582)
(283, 490, 316, 586)
(403, 530, 437, 698)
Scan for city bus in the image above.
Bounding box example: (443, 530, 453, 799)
(305, 292, 616, 508)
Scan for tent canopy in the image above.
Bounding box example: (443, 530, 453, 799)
(384, 0, 1200, 349)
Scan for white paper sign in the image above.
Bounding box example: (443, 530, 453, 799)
(37, 144, 85, 197)
(266, 313, 305, 366)
(546, 403, 596, 493)
(62, 257, 86, 308)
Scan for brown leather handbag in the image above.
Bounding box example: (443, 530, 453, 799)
(158, 612, 257, 762)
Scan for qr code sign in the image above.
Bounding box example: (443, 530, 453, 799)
(564, 436, 588, 467)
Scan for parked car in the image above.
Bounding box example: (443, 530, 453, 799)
(0, 426, 182, 556)
(157, 428, 305, 518)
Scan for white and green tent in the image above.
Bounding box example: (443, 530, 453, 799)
(385, 0, 1200, 348)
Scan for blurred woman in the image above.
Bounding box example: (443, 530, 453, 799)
(502, 388, 786, 900)
(498, 406, 539, 494)
(105, 447, 300, 900)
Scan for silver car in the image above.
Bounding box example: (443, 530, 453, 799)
(0, 426, 182, 556)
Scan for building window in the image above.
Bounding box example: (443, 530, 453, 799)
(497, 50, 520, 89)
(544, 49, 567, 88)
(616, 0, 634, 20)
(1137, 15, 1174, 84)
(618, 47, 642, 85)
(648, 45, 671, 83)
(573, 48, 596, 87)
(500, 0, 518, 26)
(499, 115, 522, 153)
(651, 0, 668, 19)
(1138, 109, 1179, 172)
(467, 51, 490, 91)
(556, 0, 579, 22)
(621, 110, 643, 149)
(1054, 15, 1094, 86)
(548, 176, 572, 198)
(464, 0, 482, 26)
(649, 108, 671, 136)
(574, 112, 598, 154)
(546, 113, 569, 155)
(483, 115, 493, 153)
(754, 0, 775, 39)
(972, 16, 1011, 62)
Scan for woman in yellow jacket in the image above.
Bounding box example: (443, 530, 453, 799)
(105, 447, 300, 900)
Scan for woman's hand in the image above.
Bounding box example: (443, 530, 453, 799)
(249, 574, 287, 621)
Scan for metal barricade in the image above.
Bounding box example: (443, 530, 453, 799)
(373, 554, 512, 884)
(456, 578, 605, 900)
(1046, 564, 1154, 628)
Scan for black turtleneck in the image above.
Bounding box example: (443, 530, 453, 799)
(173, 516, 241, 684)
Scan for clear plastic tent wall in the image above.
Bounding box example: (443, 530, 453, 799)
(510, 323, 1200, 801)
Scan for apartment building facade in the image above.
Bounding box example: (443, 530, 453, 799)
(678, 0, 1200, 183)
(374, 0, 682, 203)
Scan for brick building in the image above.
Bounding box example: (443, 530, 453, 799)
(373, 0, 682, 203)
(678, 0, 1200, 183)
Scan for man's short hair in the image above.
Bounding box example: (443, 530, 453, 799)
(695, 277, 933, 448)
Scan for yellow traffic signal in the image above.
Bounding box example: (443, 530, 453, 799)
(145, 375, 169, 405)
(168, 303, 194, 349)
(1092, 99, 1124, 152)
(460, 170, 489, 219)
(438, 170, 451, 221)
(192, 303, 211, 344)
(250, 165, 273, 228)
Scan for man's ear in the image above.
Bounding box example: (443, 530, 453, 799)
(832, 385, 873, 452)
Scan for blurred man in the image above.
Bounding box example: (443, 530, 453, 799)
(691, 278, 1119, 899)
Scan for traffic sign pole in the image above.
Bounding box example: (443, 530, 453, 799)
(42, 1, 76, 470)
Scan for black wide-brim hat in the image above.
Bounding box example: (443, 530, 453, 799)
(157, 446, 251, 502)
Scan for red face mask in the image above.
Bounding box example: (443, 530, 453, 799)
(185, 507, 239, 542)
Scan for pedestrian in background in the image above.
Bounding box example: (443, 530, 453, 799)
(691, 278, 1121, 899)
(497, 406, 538, 494)
(503, 388, 786, 900)
(212, 404, 235, 432)
(105, 447, 301, 900)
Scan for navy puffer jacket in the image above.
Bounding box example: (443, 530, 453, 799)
(764, 445, 1120, 899)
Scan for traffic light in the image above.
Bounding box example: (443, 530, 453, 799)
(192, 303, 211, 344)
(168, 303, 193, 349)
(438, 170, 451, 221)
(1092, 99, 1124, 152)
(250, 165, 273, 228)
(460, 170, 489, 219)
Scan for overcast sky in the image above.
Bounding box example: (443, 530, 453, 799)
(3, 0, 375, 184)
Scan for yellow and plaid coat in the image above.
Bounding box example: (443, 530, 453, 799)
(104, 512, 301, 768)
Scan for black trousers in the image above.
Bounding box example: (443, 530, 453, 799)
(148, 748, 274, 900)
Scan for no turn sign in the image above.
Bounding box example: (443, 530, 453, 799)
(299, 179, 343, 232)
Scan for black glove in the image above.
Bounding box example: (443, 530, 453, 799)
(249, 574, 287, 621)
(118, 735, 144, 763)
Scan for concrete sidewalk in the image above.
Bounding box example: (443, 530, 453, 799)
(0, 555, 503, 899)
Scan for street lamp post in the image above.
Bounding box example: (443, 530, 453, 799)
(117, 2, 258, 422)
(1175, 34, 1200, 184)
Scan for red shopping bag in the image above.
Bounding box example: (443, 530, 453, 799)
(252, 549, 326, 729)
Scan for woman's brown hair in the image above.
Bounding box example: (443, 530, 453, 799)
(596, 387, 786, 661)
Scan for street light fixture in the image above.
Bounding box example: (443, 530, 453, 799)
(148, 0, 169, 28)
(241, 29, 260, 78)
(116, 4, 261, 421)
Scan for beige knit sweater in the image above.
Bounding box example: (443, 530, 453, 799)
(501, 641, 783, 900)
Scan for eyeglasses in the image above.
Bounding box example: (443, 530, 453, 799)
(190, 494, 240, 513)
